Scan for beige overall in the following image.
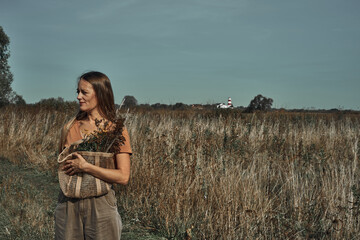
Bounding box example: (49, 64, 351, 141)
(54, 190, 122, 239)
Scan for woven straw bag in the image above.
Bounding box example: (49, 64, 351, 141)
(57, 117, 116, 199)
(57, 140, 115, 198)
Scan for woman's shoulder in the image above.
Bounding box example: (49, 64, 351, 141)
(59, 117, 78, 152)
(63, 117, 78, 131)
(61, 117, 82, 141)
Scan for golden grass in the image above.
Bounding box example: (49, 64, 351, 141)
(1, 105, 360, 239)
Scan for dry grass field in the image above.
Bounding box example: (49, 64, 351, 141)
(1, 105, 360, 239)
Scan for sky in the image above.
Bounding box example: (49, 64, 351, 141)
(0, 0, 359, 109)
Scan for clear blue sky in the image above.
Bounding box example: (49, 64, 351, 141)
(1, 0, 359, 109)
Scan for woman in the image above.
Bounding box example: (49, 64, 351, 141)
(54, 71, 132, 240)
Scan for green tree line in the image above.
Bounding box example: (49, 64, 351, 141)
(0, 26, 25, 107)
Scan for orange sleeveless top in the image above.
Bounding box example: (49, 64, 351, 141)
(63, 120, 132, 155)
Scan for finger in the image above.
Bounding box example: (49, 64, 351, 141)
(65, 159, 74, 164)
(62, 165, 69, 171)
(69, 167, 78, 176)
(64, 165, 72, 173)
(74, 153, 85, 161)
(66, 167, 76, 175)
(62, 162, 72, 170)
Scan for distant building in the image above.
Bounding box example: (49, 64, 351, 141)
(217, 97, 233, 109)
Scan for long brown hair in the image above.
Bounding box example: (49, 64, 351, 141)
(76, 71, 116, 121)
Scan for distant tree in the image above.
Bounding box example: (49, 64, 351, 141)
(9, 91, 26, 105)
(37, 97, 64, 105)
(35, 97, 77, 111)
(151, 103, 169, 109)
(172, 102, 188, 110)
(0, 26, 14, 107)
(36, 97, 66, 110)
(0, 26, 25, 107)
(244, 94, 273, 113)
(137, 103, 151, 110)
(122, 95, 138, 108)
(201, 104, 218, 110)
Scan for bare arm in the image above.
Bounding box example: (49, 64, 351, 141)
(62, 153, 131, 185)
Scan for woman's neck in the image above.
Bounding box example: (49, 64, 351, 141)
(86, 109, 104, 123)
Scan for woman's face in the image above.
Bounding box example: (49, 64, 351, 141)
(77, 79, 98, 113)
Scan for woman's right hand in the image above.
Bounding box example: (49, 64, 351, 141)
(62, 153, 89, 175)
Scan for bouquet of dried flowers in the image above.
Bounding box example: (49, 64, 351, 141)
(75, 114, 126, 154)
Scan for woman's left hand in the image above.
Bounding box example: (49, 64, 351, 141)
(62, 152, 89, 176)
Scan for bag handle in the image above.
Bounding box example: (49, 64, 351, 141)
(57, 139, 84, 163)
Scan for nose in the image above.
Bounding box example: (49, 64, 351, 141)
(77, 92, 82, 101)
